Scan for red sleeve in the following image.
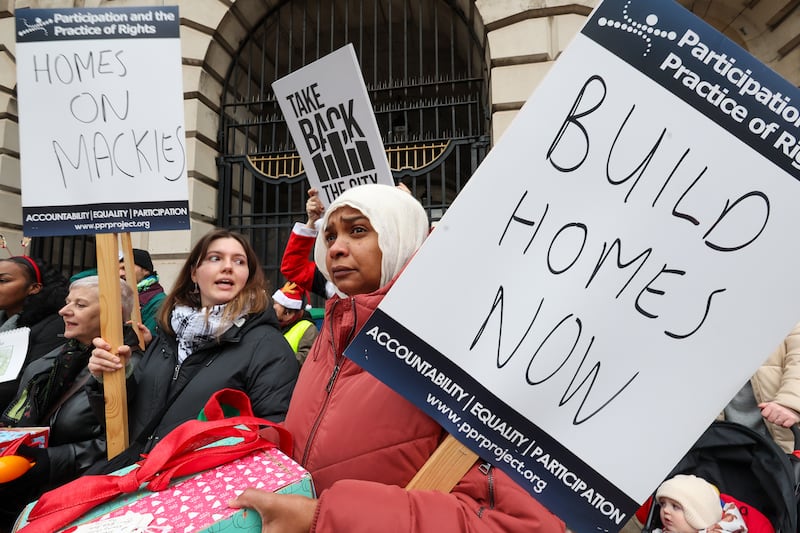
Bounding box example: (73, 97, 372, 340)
(310, 465, 565, 533)
(280, 225, 318, 294)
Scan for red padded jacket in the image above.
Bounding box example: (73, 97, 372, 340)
(283, 279, 565, 533)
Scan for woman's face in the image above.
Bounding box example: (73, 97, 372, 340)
(0, 261, 39, 317)
(59, 286, 101, 345)
(324, 206, 382, 295)
(191, 237, 250, 308)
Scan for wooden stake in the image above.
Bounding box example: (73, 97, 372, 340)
(96, 232, 129, 459)
(119, 233, 145, 350)
(405, 434, 479, 492)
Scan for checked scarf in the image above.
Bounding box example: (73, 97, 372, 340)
(170, 304, 244, 364)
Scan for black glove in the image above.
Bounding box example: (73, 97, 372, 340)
(0, 446, 50, 531)
(10, 445, 50, 488)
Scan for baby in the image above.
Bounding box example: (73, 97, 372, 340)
(655, 474, 747, 533)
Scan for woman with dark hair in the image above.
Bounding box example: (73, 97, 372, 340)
(0, 256, 70, 408)
(88, 229, 298, 472)
(230, 185, 564, 533)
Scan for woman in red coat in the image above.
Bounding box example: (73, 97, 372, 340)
(231, 184, 565, 533)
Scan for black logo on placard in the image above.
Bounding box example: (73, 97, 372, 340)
(595, 0, 677, 56)
(300, 100, 374, 184)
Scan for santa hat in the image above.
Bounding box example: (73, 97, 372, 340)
(656, 474, 722, 529)
(272, 282, 307, 310)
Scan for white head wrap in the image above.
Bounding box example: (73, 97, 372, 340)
(314, 184, 428, 297)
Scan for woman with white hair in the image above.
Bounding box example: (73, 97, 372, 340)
(0, 276, 139, 530)
(231, 184, 564, 533)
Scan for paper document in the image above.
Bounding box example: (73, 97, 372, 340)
(0, 327, 30, 383)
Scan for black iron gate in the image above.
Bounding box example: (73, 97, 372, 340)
(218, 0, 490, 294)
(31, 234, 96, 280)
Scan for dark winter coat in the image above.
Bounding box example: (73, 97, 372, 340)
(9, 343, 103, 486)
(0, 328, 142, 530)
(0, 313, 65, 409)
(88, 308, 298, 455)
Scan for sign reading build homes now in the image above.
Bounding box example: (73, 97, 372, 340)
(272, 44, 395, 207)
(16, 6, 189, 237)
(345, 0, 800, 530)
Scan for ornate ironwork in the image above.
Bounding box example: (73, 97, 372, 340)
(247, 138, 452, 180)
(217, 0, 490, 295)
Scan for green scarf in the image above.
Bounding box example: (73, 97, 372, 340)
(137, 274, 159, 292)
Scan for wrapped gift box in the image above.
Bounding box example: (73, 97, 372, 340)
(15, 446, 314, 532)
(0, 427, 49, 454)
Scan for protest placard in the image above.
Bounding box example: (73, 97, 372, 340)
(15, 6, 189, 237)
(15, 6, 188, 457)
(344, 0, 800, 530)
(272, 44, 395, 207)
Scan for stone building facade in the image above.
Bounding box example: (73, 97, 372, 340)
(1, 0, 798, 288)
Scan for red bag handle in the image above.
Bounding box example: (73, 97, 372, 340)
(18, 389, 292, 533)
(199, 387, 255, 420)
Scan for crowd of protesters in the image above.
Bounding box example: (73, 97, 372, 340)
(0, 183, 797, 533)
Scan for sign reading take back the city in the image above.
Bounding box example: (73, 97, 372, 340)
(15, 6, 189, 237)
(272, 44, 395, 207)
(345, 0, 800, 530)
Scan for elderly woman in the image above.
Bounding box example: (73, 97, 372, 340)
(230, 184, 564, 533)
(88, 229, 298, 473)
(0, 257, 69, 409)
(0, 276, 138, 531)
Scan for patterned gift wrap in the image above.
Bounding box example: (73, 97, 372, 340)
(16, 447, 314, 533)
(0, 427, 49, 454)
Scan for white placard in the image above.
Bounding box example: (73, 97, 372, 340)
(344, 0, 800, 530)
(15, 6, 189, 236)
(0, 327, 31, 383)
(272, 44, 395, 207)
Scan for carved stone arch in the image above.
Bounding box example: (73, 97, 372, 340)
(215, 0, 490, 292)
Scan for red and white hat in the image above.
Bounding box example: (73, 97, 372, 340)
(273, 282, 307, 310)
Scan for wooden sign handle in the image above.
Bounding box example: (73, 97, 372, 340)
(405, 434, 478, 492)
(96, 232, 129, 459)
(119, 233, 145, 349)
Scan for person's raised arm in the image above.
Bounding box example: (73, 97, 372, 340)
(281, 188, 327, 297)
(305, 188, 324, 229)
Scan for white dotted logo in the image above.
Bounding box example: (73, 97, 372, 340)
(17, 17, 54, 38)
(596, 1, 677, 56)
